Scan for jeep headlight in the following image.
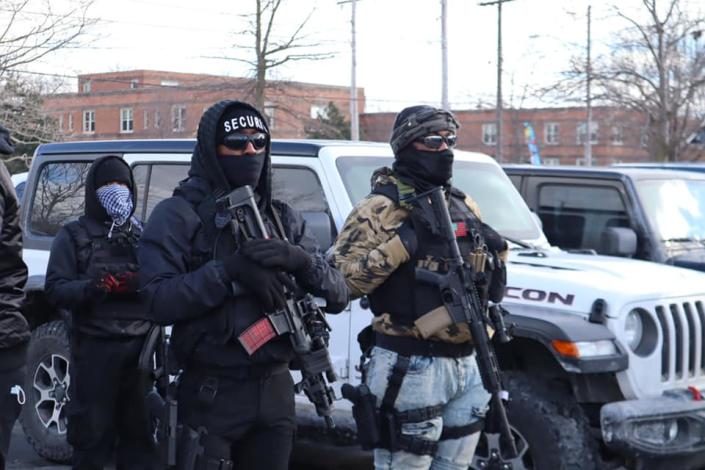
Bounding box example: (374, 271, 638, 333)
(625, 309, 644, 351)
(552, 339, 617, 358)
(624, 308, 658, 356)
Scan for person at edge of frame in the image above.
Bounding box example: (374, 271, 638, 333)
(330, 105, 509, 470)
(45, 155, 157, 470)
(0, 124, 29, 470)
(138, 100, 348, 470)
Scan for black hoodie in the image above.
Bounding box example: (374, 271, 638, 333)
(45, 155, 151, 337)
(0, 160, 29, 369)
(138, 100, 348, 369)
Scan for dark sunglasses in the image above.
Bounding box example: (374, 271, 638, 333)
(416, 134, 457, 149)
(223, 132, 269, 151)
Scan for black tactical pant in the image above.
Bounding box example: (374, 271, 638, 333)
(177, 367, 296, 470)
(67, 334, 156, 470)
(0, 365, 24, 470)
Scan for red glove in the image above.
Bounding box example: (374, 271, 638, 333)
(113, 271, 139, 294)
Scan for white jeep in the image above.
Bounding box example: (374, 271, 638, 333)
(18, 139, 705, 469)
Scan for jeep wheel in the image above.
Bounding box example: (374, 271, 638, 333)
(20, 320, 73, 463)
(472, 371, 599, 470)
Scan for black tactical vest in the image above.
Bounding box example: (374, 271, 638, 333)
(369, 184, 487, 326)
(65, 218, 148, 322)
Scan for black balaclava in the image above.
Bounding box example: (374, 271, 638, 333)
(389, 105, 459, 192)
(216, 105, 268, 190)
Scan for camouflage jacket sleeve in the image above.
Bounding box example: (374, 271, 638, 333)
(330, 194, 410, 299)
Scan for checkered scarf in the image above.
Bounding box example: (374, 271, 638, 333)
(96, 183, 133, 226)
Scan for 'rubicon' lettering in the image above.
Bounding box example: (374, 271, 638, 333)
(504, 286, 575, 306)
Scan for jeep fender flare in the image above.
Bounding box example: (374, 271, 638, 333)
(501, 308, 629, 374)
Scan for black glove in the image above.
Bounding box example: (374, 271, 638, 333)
(223, 254, 296, 312)
(240, 239, 312, 273)
(395, 219, 417, 257)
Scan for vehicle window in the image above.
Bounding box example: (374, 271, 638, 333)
(133, 163, 189, 222)
(29, 162, 90, 236)
(272, 166, 329, 213)
(636, 178, 705, 242)
(336, 156, 541, 241)
(537, 183, 630, 251)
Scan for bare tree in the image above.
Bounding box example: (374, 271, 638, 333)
(0, 0, 94, 77)
(215, 0, 334, 111)
(0, 74, 64, 169)
(546, 1, 705, 161)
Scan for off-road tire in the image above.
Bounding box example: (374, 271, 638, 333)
(492, 371, 600, 470)
(19, 320, 73, 463)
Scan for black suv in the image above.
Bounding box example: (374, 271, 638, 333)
(504, 165, 705, 272)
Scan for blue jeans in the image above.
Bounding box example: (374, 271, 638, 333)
(365, 346, 491, 470)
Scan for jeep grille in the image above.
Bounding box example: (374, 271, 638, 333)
(656, 301, 705, 383)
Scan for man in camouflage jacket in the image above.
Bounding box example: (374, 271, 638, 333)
(331, 105, 508, 470)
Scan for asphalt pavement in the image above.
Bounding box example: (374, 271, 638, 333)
(6, 423, 70, 470)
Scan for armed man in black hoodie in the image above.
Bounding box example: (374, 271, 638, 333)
(139, 100, 348, 469)
(45, 155, 156, 470)
(0, 124, 29, 470)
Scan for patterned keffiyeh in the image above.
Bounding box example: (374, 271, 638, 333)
(96, 183, 133, 226)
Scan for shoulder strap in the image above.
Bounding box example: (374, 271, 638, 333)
(371, 182, 400, 204)
(64, 221, 94, 273)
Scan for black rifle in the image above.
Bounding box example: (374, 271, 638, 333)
(413, 187, 518, 464)
(217, 185, 337, 428)
(139, 325, 178, 468)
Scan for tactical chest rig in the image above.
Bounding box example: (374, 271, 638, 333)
(65, 218, 145, 321)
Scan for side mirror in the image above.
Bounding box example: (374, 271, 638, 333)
(301, 211, 336, 251)
(600, 227, 637, 257)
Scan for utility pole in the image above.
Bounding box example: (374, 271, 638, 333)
(585, 4, 593, 166)
(338, 0, 360, 140)
(441, 0, 449, 110)
(480, 0, 514, 163)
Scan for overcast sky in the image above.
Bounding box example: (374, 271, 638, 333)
(23, 0, 705, 113)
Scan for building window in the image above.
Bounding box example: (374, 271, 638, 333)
(58, 114, 64, 131)
(482, 123, 497, 145)
(576, 122, 598, 145)
(120, 108, 133, 133)
(82, 110, 95, 133)
(143, 110, 149, 129)
(640, 128, 650, 148)
(264, 102, 275, 128)
(310, 104, 327, 119)
(610, 125, 623, 145)
(82, 80, 91, 93)
(161, 80, 179, 87)
(544, 122, 559, 145)
(130, 79, 139, 89)
(68, 113, 74, 131)
(171, 105, 186, 132)
(155, 111, 161, 129)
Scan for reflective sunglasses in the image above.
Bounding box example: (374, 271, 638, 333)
(416, 134, 457, 149)
(223, 132, 269, 151)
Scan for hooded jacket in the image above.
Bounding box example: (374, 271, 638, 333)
(139, 100, 348, 370)
(45, 155, 151, 337)
(0, 160, 29, 369)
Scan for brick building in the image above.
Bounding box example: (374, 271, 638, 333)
(42, 70, 366, 140)
(360, 106, 655, 165)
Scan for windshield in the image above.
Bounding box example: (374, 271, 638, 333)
(336, 156, 541, 241)
(636, 178, 705, 242)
